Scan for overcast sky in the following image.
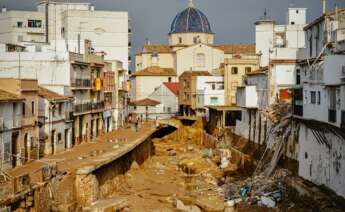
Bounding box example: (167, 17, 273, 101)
(1, 0, 345, 70)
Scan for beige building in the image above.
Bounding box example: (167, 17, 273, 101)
(178, 71, 211, 117)
(0, 79, 39, 166)
(132, 1, 256, 113)
(223, 51, 260, 105)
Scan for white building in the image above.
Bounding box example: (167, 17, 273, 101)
(0, 89, 23, 171)
(293, 8, 345, 198)
(148, 82, 179, 119)
(0, 1, 130, 69)
(255, 8, 307, 104)
(196, 76, 224, 116)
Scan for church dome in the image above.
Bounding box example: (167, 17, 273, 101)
(170, 2, 212, 34)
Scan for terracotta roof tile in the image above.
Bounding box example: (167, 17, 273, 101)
(214, 44, 256, 54)
(143, 44, 173, 53)
(163, 82, 179, 96)
(180, 71, 211, 77)
(129, 98, 160, 106)
(0, 89, 24, 102)
(38, 86, 69, 101)
(133, 66, 176, 76)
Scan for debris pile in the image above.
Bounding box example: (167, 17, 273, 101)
(223, 169, 292, 209)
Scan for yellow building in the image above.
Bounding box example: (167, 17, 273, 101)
(223, 52, 260, 105)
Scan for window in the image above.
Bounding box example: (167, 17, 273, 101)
(212, 83, 216, 90)
(167, 107, 171, 113)
(245, 67, 251, 73)
(196, 53, 205, 67)
(210, 97, 218, 104)
(291, 21, 295, 25)
(59, 103, 62, 115)
(193, 37, 198, 44)
(296, 69, 301, 84)
(22, 102, 26, 116)
(151, 53, 158, 65)
(231, 67, 238, 74)
(31, 101, 35, 115)
(179, 37, 182, 44)
(310, 91, 316, 104)
(57, 133, 62, 143)
(17, 21, 23, 28)
(168, 77, 172, 83)
(296, 10, 299, 14)
(28, 20, 42, 28)
(35, 45, 42, 52)
(317, 91, 321, 105)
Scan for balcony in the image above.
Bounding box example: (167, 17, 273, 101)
(69, 52, 84, 63)
(65, 111, 74, 122)
(91, 101, 105, 113)
(71, 79, 91, 89)
(328, 109, 337, 123)
(73, 103, 91, 115)
(86, 54, 104, 64)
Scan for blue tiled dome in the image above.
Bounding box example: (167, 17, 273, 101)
(170, 6, 212, 34)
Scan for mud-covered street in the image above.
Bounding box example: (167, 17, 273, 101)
(91, 119, 344, 212)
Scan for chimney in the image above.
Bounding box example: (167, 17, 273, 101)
(322, 0, 326, 14)
(1, 5, 7, 13)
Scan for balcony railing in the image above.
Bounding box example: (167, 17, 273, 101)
(71, 79, 91, 89)
(92, 101, 105, 112)
(73, 103, 91, 114)
(328, 109, 337, 123)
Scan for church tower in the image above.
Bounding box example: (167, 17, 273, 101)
(168, 0, 215, 46)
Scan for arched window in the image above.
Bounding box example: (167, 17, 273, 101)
(196, 53, 205, 68)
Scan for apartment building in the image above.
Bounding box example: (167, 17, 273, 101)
(103, 64, 115, 133)
(293, 8, 345, 198)
(38, 86, 73, 155)
(0, 1, 130, 69)
(0, 89, 24, 171)
(178, 71, 211, 117)
(0, 79, 39, 167)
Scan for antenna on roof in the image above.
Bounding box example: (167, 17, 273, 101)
(264, 8, 267, 18)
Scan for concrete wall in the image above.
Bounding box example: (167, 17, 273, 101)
(196, 76, 224, 108)
(298, 123, 345, 198)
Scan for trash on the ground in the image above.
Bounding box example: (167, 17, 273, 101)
(259, 196, 276, 208)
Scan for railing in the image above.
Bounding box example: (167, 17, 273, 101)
(328, 109, 337, 123)
(86, 54, 104, 64)
(71, 79, 91, 88)
(69, 52, 84, 62)
(73, 103, 92, 114)
(92, 101, 105, 112)
(65, 111, 74, 121)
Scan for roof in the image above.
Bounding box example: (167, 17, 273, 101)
(143, 44, 173, 54)
(38, 86, 69, 101)
(214, 44, 256, 54)
(163, 82, 179, 96)
(133, 66, 177, 77)
(207, 105, 241, 111)
(180, 71, 211, 77)
(304, 8, 345, 31)
(0, 89, 24, 102)
(129, 98, 160, 106)
(170, 3, 212, 34)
